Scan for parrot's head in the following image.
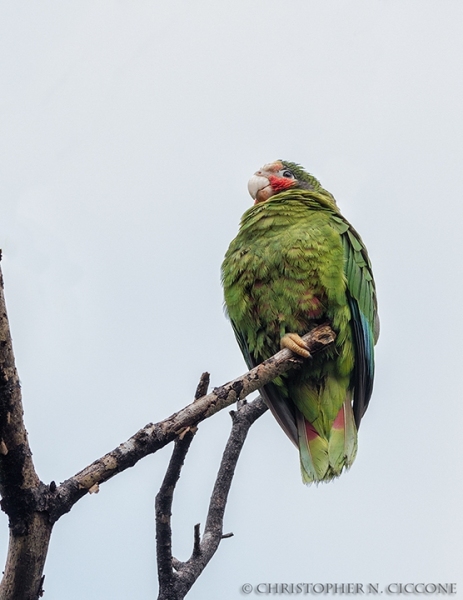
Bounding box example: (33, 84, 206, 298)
(248, 160, 322, 204)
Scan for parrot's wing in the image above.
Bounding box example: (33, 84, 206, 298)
(259, 383, 298, 447)
(230, 319, 298, 445)
(230, 318, 254, 370)
(332, 216, 379, 428)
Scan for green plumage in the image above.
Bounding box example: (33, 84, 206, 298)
(222, 162, 378, 484)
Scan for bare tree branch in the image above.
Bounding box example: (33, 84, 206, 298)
(0, 262, 53, 600)
(155, 373, 208, 599)
(50, 324, 335, 522)
(156, 429, 197, 599)
(0, 266, 40, 511)
(0, 252, 336, 599)
(156, 396, 268, 600)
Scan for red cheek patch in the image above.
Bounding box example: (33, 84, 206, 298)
(268, 175, 297, 192)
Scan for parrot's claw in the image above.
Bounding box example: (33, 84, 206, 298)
(280, 333, 311, 358)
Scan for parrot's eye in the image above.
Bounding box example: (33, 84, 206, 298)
(282, 170, 294, 178)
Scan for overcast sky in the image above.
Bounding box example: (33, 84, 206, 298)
(1, 2, 462, 599)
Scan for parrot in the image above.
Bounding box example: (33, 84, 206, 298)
(221, 160, 379, 484)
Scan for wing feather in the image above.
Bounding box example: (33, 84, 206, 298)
(230, 319, 298, 445)
(332, 219, 379, 427)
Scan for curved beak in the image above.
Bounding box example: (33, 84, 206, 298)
(247, 174, 273, 204)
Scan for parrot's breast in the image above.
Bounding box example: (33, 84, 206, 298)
(223, 199, 350, 365)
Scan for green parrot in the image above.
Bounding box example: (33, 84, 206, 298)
(222, 160, 379, 484)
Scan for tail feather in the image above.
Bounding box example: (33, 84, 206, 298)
(297, 411, 329, 483)
(297, 398, 358, 484)
(342, 395, 358, 462)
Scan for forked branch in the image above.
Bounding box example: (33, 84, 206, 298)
(155, 392, 268, 600)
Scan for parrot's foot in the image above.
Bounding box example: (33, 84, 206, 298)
(280, 333, 311, 358)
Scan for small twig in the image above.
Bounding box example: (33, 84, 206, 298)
(194, 373, 210, 401)
(192, 523, 201, 558)
(37, 575, 45, 598)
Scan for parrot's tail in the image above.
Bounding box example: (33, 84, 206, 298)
(297, 398, 358, 484)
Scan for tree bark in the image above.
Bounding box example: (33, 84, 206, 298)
(0, 514, 52, 600)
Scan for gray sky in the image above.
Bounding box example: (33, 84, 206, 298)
(1, 2, 462, 598)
